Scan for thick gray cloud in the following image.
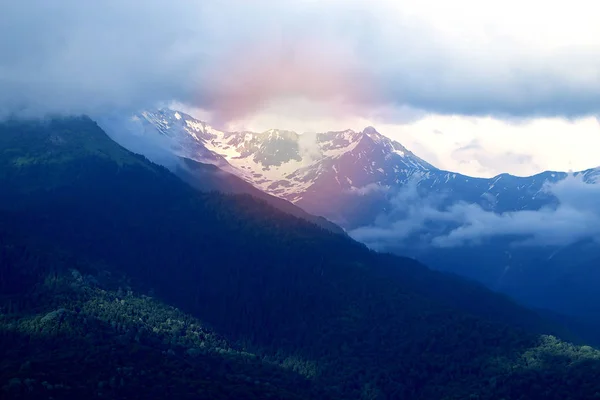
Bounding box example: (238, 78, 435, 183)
(349, 175, 600, 250)
(1, 0, 600, 120)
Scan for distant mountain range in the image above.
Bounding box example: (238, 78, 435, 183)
(104, 109, 600, 226)
(98, 108, 600, 326)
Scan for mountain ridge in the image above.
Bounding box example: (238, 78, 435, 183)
(108, 108, 600, 230)
(134, 108, 600, 184)
(113, 109, 435, 203)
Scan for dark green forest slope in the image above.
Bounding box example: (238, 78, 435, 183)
(0, 226, 327, 399)
(1, 117, 600, 400)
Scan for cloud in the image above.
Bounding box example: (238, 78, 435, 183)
(346, 183, 389, 196)
(451, 139, 540, 177)
(2, 0, 600, 122)
(0, 0, 210, 118)
(349, 174, 600, 250)
(298, 132, 322, 162)
(96, 114, 181, 170)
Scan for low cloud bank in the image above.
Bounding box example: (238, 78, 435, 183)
(349, 175, 600, 250)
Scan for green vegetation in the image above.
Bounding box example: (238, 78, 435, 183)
(0, 116, 152, 192)
(0, 236, 325, 399)
(1, 117, 600, 400)
(0, 116, 145, 166)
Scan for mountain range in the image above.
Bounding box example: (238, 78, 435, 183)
(2, 116, 600, 399)
(106, 109, 600, 224)
(98, 108, 600, 326)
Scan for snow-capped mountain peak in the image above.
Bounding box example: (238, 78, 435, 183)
(126, 108, 436, 203)
(362, 126, 383, 141)
(101, 107, 600, 232)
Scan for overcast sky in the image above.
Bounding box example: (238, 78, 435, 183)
(2, 0, 600, 177)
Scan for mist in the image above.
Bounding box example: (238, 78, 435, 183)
(95, 114, 181, 170)
(349, 174, 600, 250)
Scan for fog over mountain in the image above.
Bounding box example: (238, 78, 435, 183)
(351, 174, 600, 249)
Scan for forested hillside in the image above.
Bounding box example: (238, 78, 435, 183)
(1, 117, 600, 400)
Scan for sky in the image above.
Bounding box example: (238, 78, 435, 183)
(2, 0, 600, 177)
